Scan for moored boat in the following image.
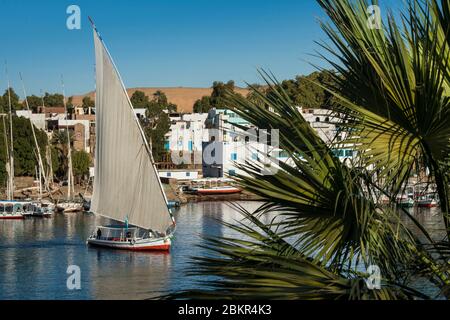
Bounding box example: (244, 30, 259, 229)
(417, 198, 438, 208)
(56, 201, 83, 213)
(0, 201, 31, 219)
(196, 186, 242, 195)
(396, 196, 415, 208)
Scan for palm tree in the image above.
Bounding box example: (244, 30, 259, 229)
(51, 129, 73, 179)
(170, 0, 450, 300)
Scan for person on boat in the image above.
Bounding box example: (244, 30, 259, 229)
(96, 228, 102, 239)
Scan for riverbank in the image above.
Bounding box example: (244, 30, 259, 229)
(162, 180, 261, 205)
(3, 176, 260, 205)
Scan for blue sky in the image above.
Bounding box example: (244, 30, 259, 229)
(0, 0, 400, 97)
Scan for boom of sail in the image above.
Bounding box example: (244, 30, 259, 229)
(90, 28, 173, 233)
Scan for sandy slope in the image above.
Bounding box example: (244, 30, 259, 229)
(71, 87, 249, 113)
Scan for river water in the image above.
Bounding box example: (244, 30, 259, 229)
(0, 202, 445, 300)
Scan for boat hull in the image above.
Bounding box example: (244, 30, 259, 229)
(197, 188, 241, 195)
(87, 236, 171, 251)
(56, 203, 83, 213)
(0, 214, 24, 220)
(417, 203, 438, 208)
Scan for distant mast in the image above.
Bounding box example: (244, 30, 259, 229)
(2, 116, 11, 199)
(5, 61, 14, 200)
(20, 73, 48, 197)
(61, 76, 75, 200)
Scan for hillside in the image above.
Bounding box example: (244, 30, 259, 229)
(71, 87, 250, 113)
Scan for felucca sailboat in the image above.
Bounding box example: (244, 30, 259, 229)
(86, 20, 176, 251)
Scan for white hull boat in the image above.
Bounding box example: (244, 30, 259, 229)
(56, 202, 83, 213)
(0, 212, 24, 219)
(0, 201, 33, 219)
(87, 227, 172, 251)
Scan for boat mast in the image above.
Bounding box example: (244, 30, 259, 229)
(61, 76, 74, 200)
(41, 91, 54, 192)
(2, 116, 11, 199)
(5, 61, 14, 200)
(20, 73, 49, 197)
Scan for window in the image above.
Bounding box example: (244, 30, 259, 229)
(188, 141, 193, 151)
(231, 153, 238, 161)
(186, 172, 191, 177)
(345, 150, 353, 157)
(252, 153, 258, 160)
(164, 141, 170, 151)
(316, 117, 320, 122)
(167, 172, 172, 177)
(229, 170, 236, 176)
(332, 149, 344, 157)
(278, 150, 289, 158)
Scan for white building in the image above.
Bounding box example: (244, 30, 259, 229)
(202, 109, 291, 178)
(58, 119, 91, 153)
(300, 108, 355, 160)
(164, 113, 209, 165)
(162, 107, 355, 178)
(134, 108, 147, 119)
(158, 169, 199, 180)
(16, 110, 46, 130)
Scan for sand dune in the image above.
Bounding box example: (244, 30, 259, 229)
(71, 87, 249, 113)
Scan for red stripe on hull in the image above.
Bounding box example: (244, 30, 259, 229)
(0, 216, 24, 220)
(418, 204, 437, 208)
(128, 244, 171, 251)
(88, 241, 171, 251)
(197, 189, 241, 195)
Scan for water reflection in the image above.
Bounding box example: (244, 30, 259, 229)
(0, 202, 443, 299)
(0, 202, 256, 299)
(401, 207, 447, 241)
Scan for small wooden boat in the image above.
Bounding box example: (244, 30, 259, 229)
(397, 196, 414, 208)
(56, 201, 83, 213)
(196, 186, 242, 195)
(30, 201, 54, 217)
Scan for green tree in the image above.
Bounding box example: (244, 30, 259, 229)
(51, 130, 73, 179)
(23, 95, 43, 113)
(192, 80, 237, 113)
(140, 91, 176, 161)
(72, 150, 91, 181)
(81, 96, 94, 114)
(0, 116, 48, 188)
(130, 90, 149, 108)
(0, 88, 23, 112)
(43, 92, 64, 107)
(263, 71, 335, 109)
(193, 96, 212, 113)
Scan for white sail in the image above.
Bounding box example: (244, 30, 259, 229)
(91, 28, 173, 233)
